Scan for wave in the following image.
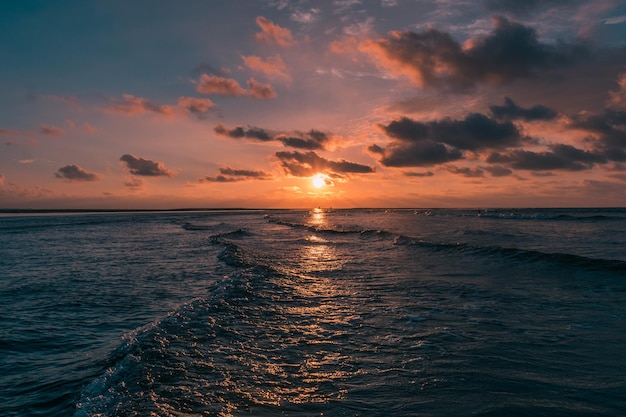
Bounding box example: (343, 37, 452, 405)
(267, 214, 626, 274)
(393, 235, 626, 274)
(477, 211, 625, 222)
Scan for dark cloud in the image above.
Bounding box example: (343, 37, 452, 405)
(202, 167, 272, 183)
(275, 151, 375, 177)
(570, 109, 626, 160)
(487, 144, 606, 170)
(483, 165, 513, 177)
(119, 154, 174, 177)
(404, 171, 434, 177)
(381, 114, 523, 151)
(363, 16, 586, 91)
(372, 112, 523, 167)
(490, 97, 558, 121)
(372, 141, 463, 167)
(214, 124, 332, 150)
(446, 165, 485, 177)
(55, 164, 100, 182)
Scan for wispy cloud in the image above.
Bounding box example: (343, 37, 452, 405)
(102, 94, 215, 119)
(40, 124, 65, 136)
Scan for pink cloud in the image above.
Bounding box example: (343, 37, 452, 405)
(40, 124, 65, 136)
(176, 97, 216, 116)
(242, 54, 291, 83)
(255, 16, 296, 47)
(83, 122, 97, 134)
(247, 79, 277, 99)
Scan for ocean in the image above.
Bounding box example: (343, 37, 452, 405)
(1, 208, 625, 416)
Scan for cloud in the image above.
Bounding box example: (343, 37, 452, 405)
(247, 78, 277, 99)
(196, 74, 277, 99)
(176, 97, 216, 117)
(275, 150, 375, 177)
(214, 124, 273, 141)
(607, 71, 626, 109)
(202, 167, 272, 183)
(214, 124, 333, 150)
(255, 16, 297, 47)
(124, 177, 143, 189)
(290, 8, 320, 24)
(83, 122, 98, 134)
(372, 112, 525, 167)
(446, 165, 485, 177)
(483, 165, 513, 177)
(487, 144, 606, 170)
(119, 154, 175, 177)
(102, 94, 215, 119)
(369, 141, 463, 167)
(570, 109, 626, 161)
(483, 0, 583, 16)
(490, 97, 558, 121)
(196, 74, 247, 96)
(104, 94, 176, 117)
(242, 54, 291, 83)
(0, 128, 18, 135)
(404, 170, 434, 177)
(0, 173, 4, 186)
(55, 164, 100, 182)
(360, 16, 586, 90)
(40, 124, 65, 136)
(604, 15, 626, 25)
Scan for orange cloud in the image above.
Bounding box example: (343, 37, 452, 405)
(242, 54, 291, 83)
(196, 74, 247, 96)
(103, 94, 176, 117)
(255, 16, 296, 47)
(102, 94, 215, 119)
(196, 75, 276, 99)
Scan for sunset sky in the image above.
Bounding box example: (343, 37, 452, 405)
(1, 0, 626, 209)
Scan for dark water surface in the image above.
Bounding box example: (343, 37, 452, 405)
(1, 209, 625, 416)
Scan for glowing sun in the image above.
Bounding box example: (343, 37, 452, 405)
(312, 173, 326, 188)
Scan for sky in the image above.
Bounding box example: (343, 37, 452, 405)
(1, 0, 626, 209)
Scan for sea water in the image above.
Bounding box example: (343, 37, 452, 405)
(1, 208, 625, 416)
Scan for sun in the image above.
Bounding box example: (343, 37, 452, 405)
(312, 173, 326, 189)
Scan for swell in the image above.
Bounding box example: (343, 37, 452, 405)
(267, 215, 626, 274)
(477, 211, 626, 222)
